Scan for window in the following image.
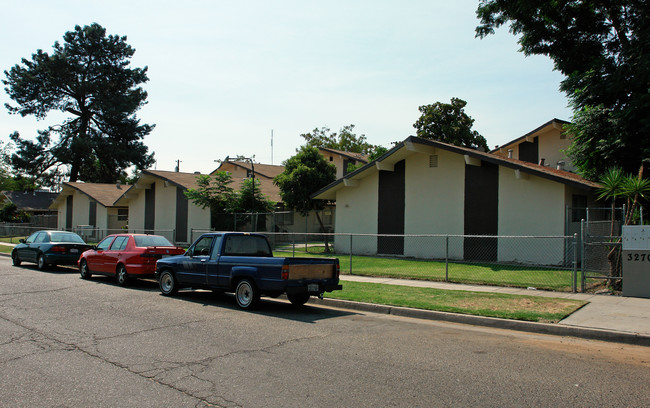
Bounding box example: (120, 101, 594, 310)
(97, 236, 114, 251)
(210, 235, 222, 260)
(111, 236, 129, 251)
(134, 235, 173, 247)
(191, 236, 213, 257)
(223, 235, 271, 257)
(117, 208, 128, 221)
(25, 232, 39, 244)
(34, 232, 48, 243)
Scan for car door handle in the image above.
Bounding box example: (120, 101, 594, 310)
(201, 259, 207, 263)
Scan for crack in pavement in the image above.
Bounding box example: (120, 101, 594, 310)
(0, 314, 234, 407)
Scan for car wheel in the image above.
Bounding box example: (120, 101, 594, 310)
(11, 252, 21, 266)
(116, 265, 129, 287)
(37, 254, 47, 271)
(159, 270, 178, 296)
(79, 260, 92, 280)
(235, 279, 260, 309)
(287, 293, 310, 307)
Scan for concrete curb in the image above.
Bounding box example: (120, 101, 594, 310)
(311, 297, 650, 347)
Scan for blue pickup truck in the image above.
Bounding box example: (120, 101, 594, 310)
(155, 232, 342, 309)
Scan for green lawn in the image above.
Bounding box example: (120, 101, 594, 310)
(275, 249, 575, 291)
(325, 281, 586, 323)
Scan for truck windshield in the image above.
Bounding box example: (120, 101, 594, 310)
(223, 235, 272, 257)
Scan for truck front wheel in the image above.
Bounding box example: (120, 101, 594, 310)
(159, 270, 178, 296)
(287, 293, 310, 307)
(235, 279, 260, 309)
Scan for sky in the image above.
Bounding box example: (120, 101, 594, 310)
(0, 0, 572, 175)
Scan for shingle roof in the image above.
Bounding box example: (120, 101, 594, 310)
(319, 147, 370, 163)
(313, 136, 599, 200)
(1, 191, 58, 211)
(57, 182, 131, 207)
(211, 161, 285, 179)
(141, 170, 205, 190)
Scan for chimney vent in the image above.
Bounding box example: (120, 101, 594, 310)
(507, 149, 513, 159)
(539, 158, 546, 166)
(116, 180, 121, 189)
(557, 161, 565, 171)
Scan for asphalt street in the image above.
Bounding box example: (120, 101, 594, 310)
(1, 258, 649, 408)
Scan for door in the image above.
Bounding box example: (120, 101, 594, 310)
(378, 160, 405, 255)
(206, 235, 229, 287)
(105, 236, 129, 273)
(87, 236, 115, 272)
(176, 235, 213, 285)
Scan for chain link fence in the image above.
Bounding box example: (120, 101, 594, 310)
(265, 232, 579, 292)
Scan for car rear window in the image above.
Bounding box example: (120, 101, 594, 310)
(134, 235, 173, 247)
(49, 232, 85, 243)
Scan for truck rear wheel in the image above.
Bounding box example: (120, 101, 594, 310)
(235, 279, 260, 309)
(287, 293, 310, 306)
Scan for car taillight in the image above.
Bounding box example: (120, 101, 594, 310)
(336, 262, 340, 278)
(50, 246, 66, 253)
(281, 264, 289, 280)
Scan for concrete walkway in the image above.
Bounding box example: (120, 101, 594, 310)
(315, 275, 650, 346)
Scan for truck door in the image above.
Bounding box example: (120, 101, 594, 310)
(177, 235, 213, 285)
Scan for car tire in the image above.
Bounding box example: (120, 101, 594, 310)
(79, 260, 92, 280)
(287, 293, 310, 307)
(159, 270, 178, 296)
(37, 254, 47, 271)
(11, 252, 21, 266)
(116, 265, 129, 287)
(235, 279, 260, 309)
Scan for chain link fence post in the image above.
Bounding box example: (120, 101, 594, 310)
(581, 219, 586, 292)
(349, 234, 353, 275)
(445, 235, 449, 282)
(572, 233, 578, 293)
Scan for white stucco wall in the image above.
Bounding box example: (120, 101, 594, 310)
(537, 128, 573, 171)
(333, 172, 379, 254)
(155, 180, 177, 232)
(127, 188, 146, 231)
(498, 168, 567, 265)
(404, 150, 465, 259)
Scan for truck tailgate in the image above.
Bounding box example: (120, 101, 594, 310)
(287, 263, 336, 280)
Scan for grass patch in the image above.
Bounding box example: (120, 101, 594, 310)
(325, 281, 586, 323)
(275, 249, 574, 291)
(0, 245, 13, 254)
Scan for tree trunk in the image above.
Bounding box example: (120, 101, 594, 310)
(314, 210, 331, 254)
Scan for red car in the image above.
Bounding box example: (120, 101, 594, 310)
(78, 234, 186, 286)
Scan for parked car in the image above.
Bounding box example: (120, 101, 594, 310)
(155, 232, 341, 309)
(78, 234, 186, 286)
(11, 230, 91, 270)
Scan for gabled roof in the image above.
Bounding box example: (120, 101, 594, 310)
(50, 182, 130, 209)
(490, 118, 570, 153)
(313, 136, 599, 200)
(210, 161, 285, 179)
(1, 191, 58, 212)
(318, 147, 370, 163)
(114, 169, 282, 205)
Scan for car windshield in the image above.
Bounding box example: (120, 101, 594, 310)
(134, 235, 173, 247)
(49, 232, 85, 243)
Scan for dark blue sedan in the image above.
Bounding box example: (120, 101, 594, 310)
(12, 230, 92, 270)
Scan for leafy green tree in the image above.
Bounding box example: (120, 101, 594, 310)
(235, 178, 275, 214)
(3, 23, 154, 184)
(301, 124, 377, 154)
(476, 0, 650, 179)
(185, 172, 237, 213)
(413, 98, 488, 151)
(274, 146, 336, 250)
